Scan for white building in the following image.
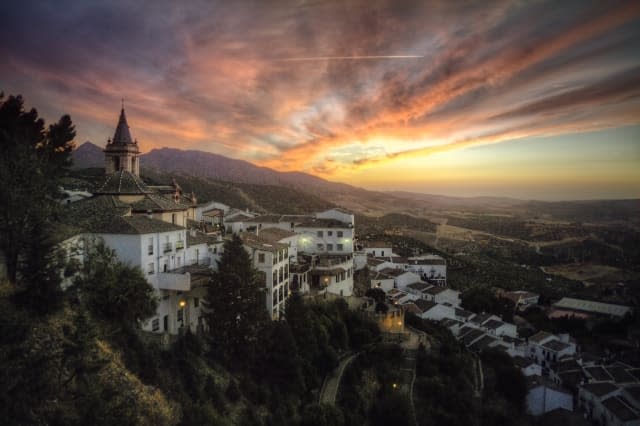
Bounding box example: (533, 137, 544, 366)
(527, 377, 574, 416)
(240, 232, 291, 320)
(528, 331, 577, 367)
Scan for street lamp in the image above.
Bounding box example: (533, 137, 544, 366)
(179, 299, 186, 308)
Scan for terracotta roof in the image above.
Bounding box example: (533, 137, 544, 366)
(406, 282, 431, 291)
(529, 331, 553, 344)
(424, 286, 449, 295)
(90, 215, 185, 234)
(581, 382, 619, 397)
(402, 303, 422, 316)
(606, 366, 636, 384)
(601, 396, 639, 421)
(225, 213, 253, 223)
(468, 335, 498, 351)
(414, 299, 437, 312)
(455, 308, 474, 319)
(462, 329, 485, 346)
(542, 339, 572, 352)
(553, 297, 632, 317)
(95, 171, 152, 195)
(483, 319, 505, 330)
(297, 218, 350, 228)
(258, 227, 297, 242)
(129, 194, 189, 212)
(361, 241, 392, 248)
(470, 313, 493, 325)
(240, 232, 288, 253)
(247, 214, 282, 223)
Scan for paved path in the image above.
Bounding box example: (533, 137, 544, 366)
(319, 353, 357, 404)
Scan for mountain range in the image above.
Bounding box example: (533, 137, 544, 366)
(72, 142, 639, 220)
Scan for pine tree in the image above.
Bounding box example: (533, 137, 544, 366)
(203, 235, 267, 365)
(0, 94, 75, 293)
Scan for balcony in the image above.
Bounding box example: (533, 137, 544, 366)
(157, 264, 211, 291)
(163, 242, 172, 253)
(175, 240, 184, 250)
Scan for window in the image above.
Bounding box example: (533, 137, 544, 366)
(337, 244, 343, 251)
(148, 237, 154, 255)
(177, 309, 183, 322)
(327, 244, 333, 251)
(258, 253, 265, 263)
(194, 297, 200, 308)
(317, 230, 323, 237)
(317, 243, 324, 251)
(337, 231, 343, 238)
(172, 213, 177, 224)
(147, 262, 155, 275)
(152, 318, 160, 331)
(273, 289, 278, 304)
(279, 266, 284, 283)
(328, 231, 333, 236)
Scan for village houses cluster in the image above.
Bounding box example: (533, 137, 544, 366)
(56, 108, 640, 424)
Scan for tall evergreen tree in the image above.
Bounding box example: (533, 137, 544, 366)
(203, 234, 267, 365)
(0, 94, 75, 292)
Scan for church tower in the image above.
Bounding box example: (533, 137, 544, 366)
(104, 106, 141, 176)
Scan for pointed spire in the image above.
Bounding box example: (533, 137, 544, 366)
(112, 106, 134, 144)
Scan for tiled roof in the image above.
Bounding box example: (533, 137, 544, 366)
(361, 240, 391, 248)
(240, 232, 288, 253)
(246, 214, 283, 223)
(414, 299, 437, 312)
(258, 227, 297, 242)
(187, 232, 219, 246)
(542, 339, 572, 352)
(585, 366, 614, 382)
(424, 286, 449, 295)
(470, 313, 493, 325)
(91, 215, 185, 234)
(468, 335, 498, 352)
(129, 194, 189, 212)
(95, 171, 152, 195)
(512, 356, 536, 369)
(402, 303, 422, 316)
(553, 297, 632, 317)
(406, 282, 431, 291)
(601, 396, 639, 421)
(224, 213, 254, 223)
(455, 308, 474, 319)
(606, 366, 636, 384)
(462, 329, 485, 346)
(483, 319, 505, 330)
(529, 331, 553, 344)
(297, 218, 350, 228)
(581, 382, 619, 397)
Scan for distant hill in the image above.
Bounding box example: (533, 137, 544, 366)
(72, 142, 639, 221)
(72, 142, 356, 196)
(71, 141, 104, 168)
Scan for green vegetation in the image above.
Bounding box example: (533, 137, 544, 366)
(338, 344, 412, 426)
(0, 94, 74, 306)
(408, 315, 528, 426)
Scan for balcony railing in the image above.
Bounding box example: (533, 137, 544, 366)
(163, 243, 172, 253)
(176, 241, 184, 250)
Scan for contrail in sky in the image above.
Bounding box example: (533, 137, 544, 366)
(276, 55, 424, 62)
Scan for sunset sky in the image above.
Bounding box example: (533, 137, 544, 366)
(1, 0, 639, 200)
